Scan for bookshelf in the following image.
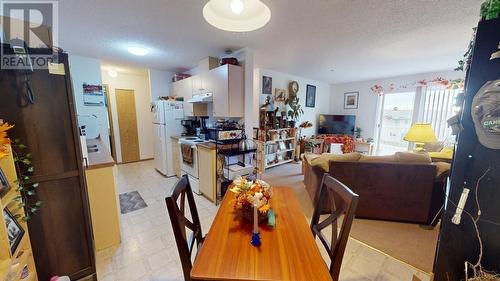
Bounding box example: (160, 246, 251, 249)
(256, 127, 298, 171)
(0, 145, 38, 281)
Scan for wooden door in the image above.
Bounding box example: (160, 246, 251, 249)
(115, 89, 140, 163)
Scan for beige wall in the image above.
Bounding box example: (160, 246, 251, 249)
(102, 69, 154, 162)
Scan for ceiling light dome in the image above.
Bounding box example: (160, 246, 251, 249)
(203, 0, 271, 32)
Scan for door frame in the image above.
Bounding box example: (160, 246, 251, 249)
(103, 84, 117, 160)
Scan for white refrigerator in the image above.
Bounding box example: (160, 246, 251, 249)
(152, 100, 184, 176)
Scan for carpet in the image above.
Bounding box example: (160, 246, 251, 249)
(119, 191, 148, 214)
(262, 162, 438, 273)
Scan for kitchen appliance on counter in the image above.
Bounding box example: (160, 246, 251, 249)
(178, 136, 209, 195)
(181, 119, 200, 136)
(208, 119, 243, 141)
(152, 100, 184, 176)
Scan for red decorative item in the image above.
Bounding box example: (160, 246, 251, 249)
(220, 57, 239, 66)
(316, 134, 355, 153)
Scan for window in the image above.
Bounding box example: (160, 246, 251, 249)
(421, 87, 461, 143)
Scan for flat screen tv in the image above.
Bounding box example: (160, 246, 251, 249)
(318, 114, 356, 135)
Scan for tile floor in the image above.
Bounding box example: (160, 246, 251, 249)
(95, 161, 432, 281)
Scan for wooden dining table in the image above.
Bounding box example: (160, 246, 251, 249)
(191, 187, 333, 281)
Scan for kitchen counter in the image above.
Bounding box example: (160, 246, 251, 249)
(86, 138, 115, 170)
(197, 142, 216, 150)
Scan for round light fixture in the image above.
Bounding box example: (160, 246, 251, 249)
(108, 69, 118, 78)
(230, 0, 244, 14)
(127, 46, 149, 56)
(203, 0, 271, 32)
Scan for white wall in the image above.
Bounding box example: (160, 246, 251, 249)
(68, 55, 110, 149)
(102, 70, 154, 162)
(149, 69, 174, 101)
(330, 69, 464, 139)
(255, 68, 331, 136)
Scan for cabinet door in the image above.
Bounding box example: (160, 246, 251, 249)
(191, 74, 202, 95)
(209, 66, 229, 117)
(198, 147, 216, 202)
(171, 139, 181, 178)
(181, 78, 194, 116)
(227, 64, 244, 117)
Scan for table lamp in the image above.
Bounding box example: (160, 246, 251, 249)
(404, 123, 437, 151)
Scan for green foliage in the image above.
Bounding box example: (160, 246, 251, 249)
(355, 127, 362, 138)
(285, 95, 304, 121)
(481, 0, 500, 20)
(11, 139, 42, 221)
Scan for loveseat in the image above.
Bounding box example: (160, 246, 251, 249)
(303, 152, 450, 225)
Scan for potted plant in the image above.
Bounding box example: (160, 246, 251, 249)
(355, 127, 362, 140)
(285, 95, 304, 128)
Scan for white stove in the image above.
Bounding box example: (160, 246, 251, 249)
(178, 137, 208, 195)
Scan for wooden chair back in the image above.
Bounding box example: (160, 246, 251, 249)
(165, 175, 204, 281)
(310, 174, 359, 281)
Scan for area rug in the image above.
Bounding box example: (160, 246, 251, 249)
(262, 162, 438, 273)
(119, 191, 148, 214)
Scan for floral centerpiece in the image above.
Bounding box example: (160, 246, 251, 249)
(229, 176, 272, 222)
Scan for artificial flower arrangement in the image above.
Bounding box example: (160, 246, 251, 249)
(229, 176, 272, 220)
(0, 121, 14, 159)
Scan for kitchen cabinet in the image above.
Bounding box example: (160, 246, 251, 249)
(208, 64, 244, 117)
(179, 77, 194, 116)
(171, 137, 181, 178)
(197, 145, 216, 202)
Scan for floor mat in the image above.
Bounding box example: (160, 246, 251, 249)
(119, 191, 148, 214)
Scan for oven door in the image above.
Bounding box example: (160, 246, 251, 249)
(180, 144, 199, 178)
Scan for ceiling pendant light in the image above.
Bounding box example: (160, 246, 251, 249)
(230, 0, 244, 14)
(203, 0, 271, 32)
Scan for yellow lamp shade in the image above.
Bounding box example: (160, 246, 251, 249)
(404, 123, 437, 143)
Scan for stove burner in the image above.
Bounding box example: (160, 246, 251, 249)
(184, 137, 198, 140)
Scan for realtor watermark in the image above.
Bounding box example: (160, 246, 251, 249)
(1, 0, 59, 69)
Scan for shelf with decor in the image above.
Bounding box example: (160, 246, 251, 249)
(0, 145, 38, 281)
(255, 127, 298, 171)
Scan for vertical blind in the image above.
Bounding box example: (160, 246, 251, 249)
(422, 87, 461, 141)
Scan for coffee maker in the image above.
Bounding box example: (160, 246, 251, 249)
(181, 119, 199, 136)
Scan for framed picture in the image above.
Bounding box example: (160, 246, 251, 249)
(3, 208, 25, 254)
(344, 92, 359, 109)
(252, 127, 259, 140)
(306, 84, 316, 108)
(0, 167, 10, 198)
(262, 76, 272, 95)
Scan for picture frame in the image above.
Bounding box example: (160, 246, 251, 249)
(306, 84, 316, 108)
(262, 76, 272, 95)
(3, 208, 25, 254)
(252, 127, 259, 140)
(0, 167, 10, 198)
(344, 92, 359, 109)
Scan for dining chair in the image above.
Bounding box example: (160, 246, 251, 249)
(310, 173, 359, 281)
(165, 175, 204, 281)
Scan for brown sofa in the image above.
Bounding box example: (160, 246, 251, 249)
(303, 152, 450, 225)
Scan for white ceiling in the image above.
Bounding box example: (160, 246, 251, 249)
(58, 0, 481, 83)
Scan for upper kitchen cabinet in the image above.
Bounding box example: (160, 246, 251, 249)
(172, 77, 194, 116)
(209, 64, 244, 117)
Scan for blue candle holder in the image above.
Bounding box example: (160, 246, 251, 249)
(251, 231, 261, 247)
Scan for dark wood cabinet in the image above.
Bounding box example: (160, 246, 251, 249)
(434, 18, 500, 281)
(0, 46, 96, 280)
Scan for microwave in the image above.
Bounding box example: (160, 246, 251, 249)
(208, 129, 243, 141)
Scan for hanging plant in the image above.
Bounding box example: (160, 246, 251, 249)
(11, 138, 42, 222)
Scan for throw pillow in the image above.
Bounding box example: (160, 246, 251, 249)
(358, 154, 397, 163)
(395, 151, 432, 163)
(310, 152, 361, 172)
